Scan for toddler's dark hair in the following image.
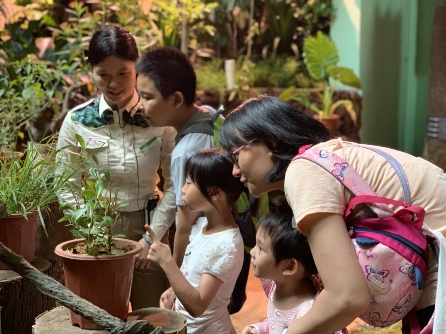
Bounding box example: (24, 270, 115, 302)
(259, 208, 317, 275)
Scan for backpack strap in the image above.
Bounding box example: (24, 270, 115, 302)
(348, 144, 411, 204)
(175, 109, 224, 146)
(175, 120, 213, 145)
(295, 147, 398, 216)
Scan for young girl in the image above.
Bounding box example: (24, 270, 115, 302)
(242, 210, 344, 334)
(145, 148, 245, 333)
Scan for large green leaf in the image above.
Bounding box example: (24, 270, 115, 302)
(303, 31, 339, 81)
(327, 66, 362, 89)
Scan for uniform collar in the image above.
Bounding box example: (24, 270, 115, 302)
(98, 89, 139, 116)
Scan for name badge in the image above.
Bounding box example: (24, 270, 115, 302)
(140, 137, 157, 152)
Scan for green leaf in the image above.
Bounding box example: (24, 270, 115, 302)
(58, 216, 70, 223)
(70, 229, 84, 239)
(90, 227, 102, 235)
(82, 189, 95, 199)
(113, 233, 126, 238)
(111, 249, 125, 255)
(278, 86, 296, 102)
(75, 134, 86, 149)
(303, 31, 339, 81)
(103, 169, 110, 181)
(96, 180, 104, 196)
(326, 67, 362, 89)
(89, 247, 99, 256)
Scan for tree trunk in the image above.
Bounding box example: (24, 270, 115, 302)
(0, 258, 54, 334)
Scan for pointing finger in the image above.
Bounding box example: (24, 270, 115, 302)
(144, 225, 160, 243)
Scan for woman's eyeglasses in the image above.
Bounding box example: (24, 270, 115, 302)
(230, 139, 256, 166)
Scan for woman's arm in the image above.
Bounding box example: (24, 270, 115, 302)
(146, 225, 222, 317)
(286, 213, 370, 334)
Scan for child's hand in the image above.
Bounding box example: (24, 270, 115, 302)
(145, 225, 173, 267)
(160, 287, 176, 310)
(242, 325, 257, 334)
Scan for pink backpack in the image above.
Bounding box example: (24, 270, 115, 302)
(294, 145, 437, 332)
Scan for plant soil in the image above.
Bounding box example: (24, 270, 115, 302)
(68, 241, 134, 255)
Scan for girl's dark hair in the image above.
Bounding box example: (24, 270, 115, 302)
(220, 95, 330, 183)
(185, 148, 245, 207)
(135, 47, 197, 106)
(87, 25, 138, 66)
(259, 209, 317, 275)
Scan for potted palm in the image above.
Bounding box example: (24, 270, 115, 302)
(55, 134, 142, 330)
(0, 137, 74, 270)
(279, 31, 362, 137)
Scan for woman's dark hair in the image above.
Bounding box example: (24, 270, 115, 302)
(136, 47, 197, 106)
(87, 25, 138, 66)
(220, 95, 330, 183)
(259, 208, 317, 275)
(185, 148, 245, 207)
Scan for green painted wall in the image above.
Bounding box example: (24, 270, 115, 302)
(359, 0, 405, 149)
(332, 0, 444, 155)
(331, 0, 361, 81)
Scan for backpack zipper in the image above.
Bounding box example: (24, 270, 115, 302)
(349, 226, 427, 263)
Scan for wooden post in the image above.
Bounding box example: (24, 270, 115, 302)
(0, 258, 54, 334)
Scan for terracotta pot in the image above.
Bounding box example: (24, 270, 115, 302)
(54, 238, 143, 329)
(0, 212, 39, 270)
(314, 114, 340, 138)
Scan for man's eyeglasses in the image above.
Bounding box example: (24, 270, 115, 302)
(230, 139, 256, 166)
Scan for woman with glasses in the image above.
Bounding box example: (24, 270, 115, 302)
(219, 95, 446, 334)
(56, 25, 176, 310)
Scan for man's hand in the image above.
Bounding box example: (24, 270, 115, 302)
(160, 287, 176, 310)
(134, 238, 152, 269)
(145, 224, 173, 267)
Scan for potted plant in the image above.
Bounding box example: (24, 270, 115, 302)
(55, 134, 142, 330)
(0, 137, 74, 270)
(0, 57, 67, 152)
(279, 31, 362, 137)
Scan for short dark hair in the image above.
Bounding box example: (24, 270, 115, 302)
(220, 95, 329, 182)
(136, 47, 197, 106)
(87, 25, 138, 65)
(185, 148, 244, 207)
(259, 209, 317, 275)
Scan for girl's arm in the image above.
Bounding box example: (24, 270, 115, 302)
(173, 206, 202, 266)
(145, 225, 222, 317)
(286, 213, 369, 334)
